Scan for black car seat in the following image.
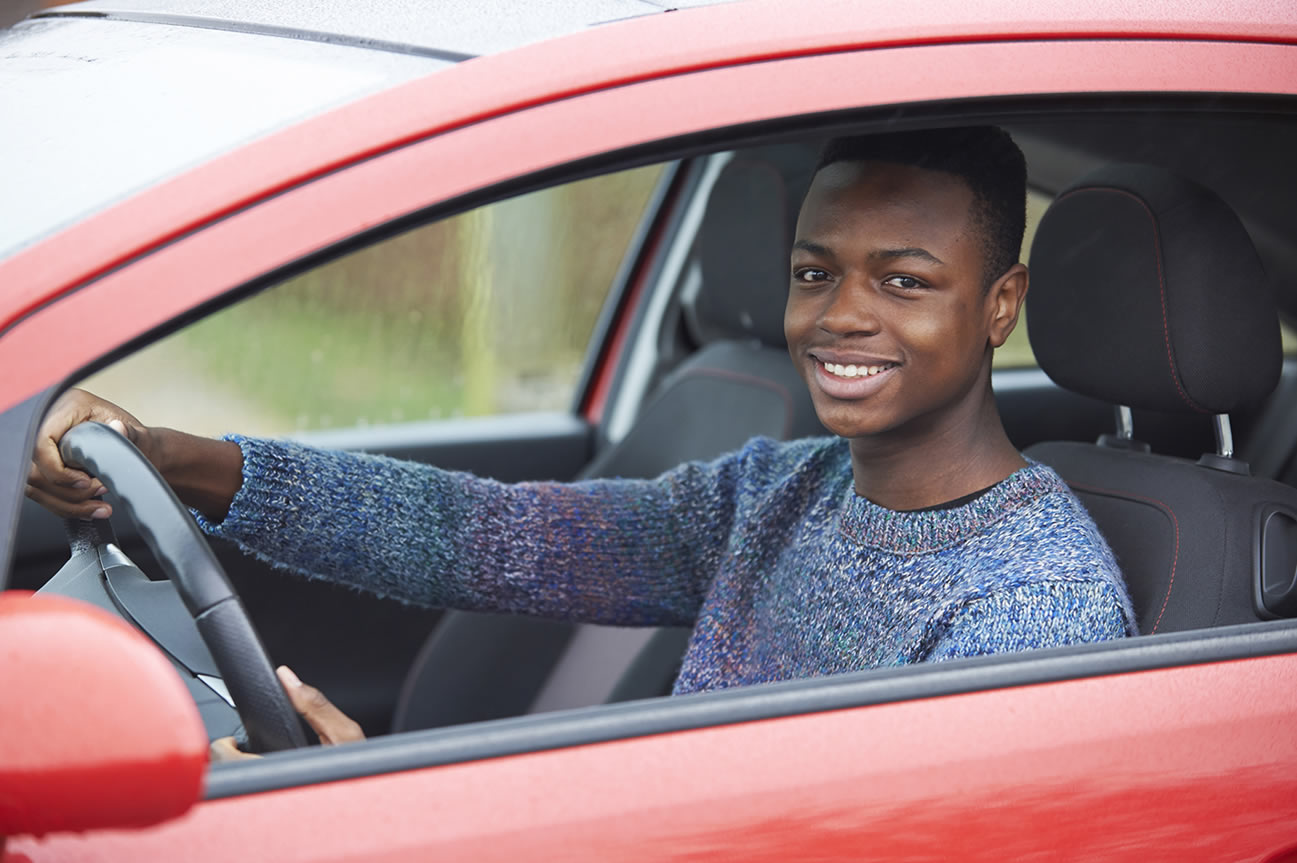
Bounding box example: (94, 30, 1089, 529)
(391, 146, 825, 731)
(1025, 163, 1297, 633)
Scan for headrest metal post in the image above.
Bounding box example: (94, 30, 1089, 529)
(1114, 405, 1134, 441)
(1214, 414, 1235, 459)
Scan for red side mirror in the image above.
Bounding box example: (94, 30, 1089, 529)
(0, 591, 207, 837)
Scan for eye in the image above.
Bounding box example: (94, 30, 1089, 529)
(793, 267, 832, 284)
(883, 274, 927, 291)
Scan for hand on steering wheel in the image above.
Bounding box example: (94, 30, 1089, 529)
(211, 665, 365, 761)
(59, 421, 308, 753)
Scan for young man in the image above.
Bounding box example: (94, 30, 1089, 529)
(28, 127, 1135, 748)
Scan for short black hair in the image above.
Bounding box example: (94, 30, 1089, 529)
(816, 126, 1027, 289)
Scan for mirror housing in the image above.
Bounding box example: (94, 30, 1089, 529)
(0, 591, 207, 836)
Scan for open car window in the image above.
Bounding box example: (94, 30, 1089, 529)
(81, 165, 665, 439)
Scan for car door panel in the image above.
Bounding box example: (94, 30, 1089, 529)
(12, 645, 1297, 861)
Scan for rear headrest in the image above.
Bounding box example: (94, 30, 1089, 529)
(1027, 164, 1281, 414)
(687, 156, 793, 348)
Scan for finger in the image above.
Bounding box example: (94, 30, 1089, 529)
(24, 483, 112, 520)
(33, 388, 145, 486)
(27, 462, 108, 504)
(277, 666, 364, 745)
(31, 434, 97, 490)
(209, 736, 260, 762)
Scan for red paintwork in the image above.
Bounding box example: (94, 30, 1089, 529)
(1, 0, 1296, 348)
(0, 592, 207, 837)
(4, 37, 1297, 412)
(8, 653, 1297, 860)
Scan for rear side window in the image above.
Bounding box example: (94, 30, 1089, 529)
(992, 187, 1053, 369)
(80, 165, 664, 437)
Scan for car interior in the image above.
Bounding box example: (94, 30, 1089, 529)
(10, 97, 1297, 751)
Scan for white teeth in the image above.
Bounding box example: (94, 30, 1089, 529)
(823, 361, 893, 378)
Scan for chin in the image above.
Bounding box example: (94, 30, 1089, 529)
(812, 404, 896, 441)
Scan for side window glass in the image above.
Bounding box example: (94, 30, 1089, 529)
(81, 165, 665, 437)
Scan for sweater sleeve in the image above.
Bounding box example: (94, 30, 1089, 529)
(924, 580, 1132, 662)
(196, 435, 748, 626)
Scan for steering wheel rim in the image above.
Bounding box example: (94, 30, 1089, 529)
(60, 421, 307, 753)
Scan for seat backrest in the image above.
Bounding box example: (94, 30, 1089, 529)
(584, 152, 824, 476)
(1024, 163, 1297, 633)
(392, 148, 824, 731)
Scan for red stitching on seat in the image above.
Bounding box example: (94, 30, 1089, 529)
(1056, 187, 1209, 415)
(1067, 479, 1179, 634)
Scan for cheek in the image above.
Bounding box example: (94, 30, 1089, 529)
(783, 291, 814, 341)
(899, 299, 984, 363)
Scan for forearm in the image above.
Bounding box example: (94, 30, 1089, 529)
(150, 427, 244, 522)
(201, 436, 741, 625)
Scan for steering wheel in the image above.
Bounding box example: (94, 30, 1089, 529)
(59, 421, 307, 753)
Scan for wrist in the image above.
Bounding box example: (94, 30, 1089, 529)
(150, 428, 244, 521)
(144, 425, 175, 478)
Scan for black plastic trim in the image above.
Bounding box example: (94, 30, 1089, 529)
(581, 156, 717, 454)
(205, 619, 1297, 800)
(0, 390, 55, 588)
(33, 10, 475, 62)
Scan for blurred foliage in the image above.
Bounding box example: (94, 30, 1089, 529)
(85, 164, 664, 436)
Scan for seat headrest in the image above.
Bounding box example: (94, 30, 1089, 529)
(1027, 164, 1281, 414)
(687, 156, 793, 348)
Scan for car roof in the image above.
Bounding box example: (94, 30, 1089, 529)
(0, 0, 735, 261)
(46, 0, 736, 57)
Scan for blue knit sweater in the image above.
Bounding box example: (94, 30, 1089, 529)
(200, 435, 1135, 694)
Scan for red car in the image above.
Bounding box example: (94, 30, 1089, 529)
(4, 0, 1297, 859)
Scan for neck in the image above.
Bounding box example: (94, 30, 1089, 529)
(847, 382, 1025, 511)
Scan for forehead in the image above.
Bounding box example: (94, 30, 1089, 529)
(795, 160, 977, 251)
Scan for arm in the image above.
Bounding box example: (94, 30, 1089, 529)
(200, 434, 747, 627)
(925, 580, 1132, 662)
(29, 390, 747, 627)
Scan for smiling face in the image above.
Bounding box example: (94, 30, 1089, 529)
(785, 159, 1025, 448)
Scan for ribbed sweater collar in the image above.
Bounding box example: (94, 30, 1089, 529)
(837, 461, 1067, 555)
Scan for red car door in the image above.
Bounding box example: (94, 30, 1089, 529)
(4, 4, 1297, 859)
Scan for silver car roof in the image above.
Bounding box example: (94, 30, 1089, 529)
(37, 0, 733, 56)
(0, 0, 733, 261)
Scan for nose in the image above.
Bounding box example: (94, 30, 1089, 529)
(817, 273, 881, 336)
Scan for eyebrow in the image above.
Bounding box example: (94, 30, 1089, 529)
(792, 240, 831, 256)
(791, 241, 946, 267)
(870, 247, 946, 266)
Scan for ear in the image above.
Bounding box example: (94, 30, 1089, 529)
(986, 263, 1029, 349)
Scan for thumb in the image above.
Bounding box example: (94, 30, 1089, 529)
(105, 418, 142, 449)
(276, 666, 365, 746)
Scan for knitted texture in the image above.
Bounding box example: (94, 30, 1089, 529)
(199, 435, 1135, 695)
